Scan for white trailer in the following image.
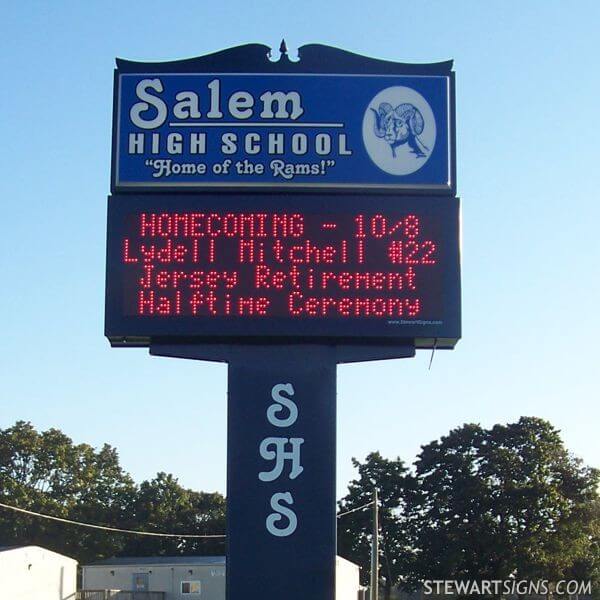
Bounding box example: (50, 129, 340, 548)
(83, 554, 361, 599)
(0, 545, 77, 600)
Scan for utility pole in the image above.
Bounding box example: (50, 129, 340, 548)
(370, 487, 379, 600)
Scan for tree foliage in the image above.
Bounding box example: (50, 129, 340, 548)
(0, 421, 225, 563)
(404, 417, 600, 589)
(337, 452, 410, 599)
(338, 418, 599, 597)
(1, 416, 598, 594)
(122, 472, 225, 557)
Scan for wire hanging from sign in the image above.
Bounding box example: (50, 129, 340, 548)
(428, 337, 438, 370)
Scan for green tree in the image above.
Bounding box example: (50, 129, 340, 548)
(404, 417, 600, 591)
(122, 472, 225, 557)
(337, 452, 410, 600)
(0, 422, 226, 563)
(0, 420, 136, 562)
(563, 497, 600, 598)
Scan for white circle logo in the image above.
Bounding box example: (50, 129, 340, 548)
(362, 86, 436, 175)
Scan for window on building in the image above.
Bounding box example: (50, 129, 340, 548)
(133, 573, 149, 591)
(181, 580, 201, 594)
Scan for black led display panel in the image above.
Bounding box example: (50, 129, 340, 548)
(105, 194, 460, 347)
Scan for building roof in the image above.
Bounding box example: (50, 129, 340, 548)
(86, 555, 225, 567)
(0, 545, 77, 562)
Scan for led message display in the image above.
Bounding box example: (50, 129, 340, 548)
(105, 195, 460, 347)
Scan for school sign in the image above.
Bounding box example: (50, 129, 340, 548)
(112, 44, 455, 193)
(106, 43, 461, 600)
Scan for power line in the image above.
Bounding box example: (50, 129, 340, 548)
(1, 498, 372, 536)
(337, 500, 374, 518)
(0, 501, 225, 539)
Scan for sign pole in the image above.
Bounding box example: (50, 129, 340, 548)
(227, 345, 337, 600)
(370, 487, 379, 600)
(150, 342, 415, 599)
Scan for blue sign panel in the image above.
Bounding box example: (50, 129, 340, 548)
(112, 46, 454, 193)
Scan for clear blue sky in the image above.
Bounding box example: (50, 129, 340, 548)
(1, 1, 598, 499)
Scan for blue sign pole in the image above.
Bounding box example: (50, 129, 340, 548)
(227, 346, 337, 600)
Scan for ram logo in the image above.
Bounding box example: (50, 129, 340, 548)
(371, 102, 429, 158)
(362, 86, 436, 176)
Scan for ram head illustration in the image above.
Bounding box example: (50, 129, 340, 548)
(371, 102, 429, 158)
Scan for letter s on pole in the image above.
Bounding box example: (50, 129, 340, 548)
(130, 79, 168, 129)
(266, 492, 297, 537)
(267, 383, 298, 427)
